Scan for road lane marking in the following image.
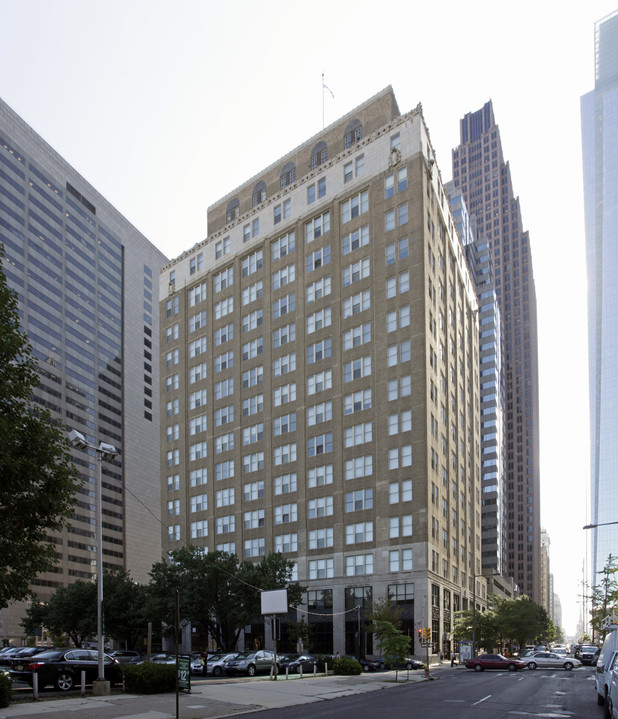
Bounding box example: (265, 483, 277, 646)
(472, 695, 492, 706)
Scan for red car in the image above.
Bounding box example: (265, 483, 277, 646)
(465, 653, 526, 672)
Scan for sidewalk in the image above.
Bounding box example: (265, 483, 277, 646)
(0, 663, 461, 719)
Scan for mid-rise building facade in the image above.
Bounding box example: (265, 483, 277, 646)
(0, 98, 168, 642)
(160, 88, 484, 657)
(581, 10, 618, 583)
(451, 103, 541, 605)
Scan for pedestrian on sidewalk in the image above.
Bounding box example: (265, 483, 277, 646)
(438, 650, 443, 664)
(450, 651, 456, 667)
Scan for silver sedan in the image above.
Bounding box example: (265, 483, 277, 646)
(525, 652, 581, 670)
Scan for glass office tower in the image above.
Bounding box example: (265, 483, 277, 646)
(582, 10, 618, 581)
(0, 97, 168, 643)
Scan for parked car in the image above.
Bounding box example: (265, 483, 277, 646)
(0, 647, 45, 667)
(525, 652, 581, 670)
(206, 652, 238, 677)
(576, 644, 600, 665)
(225, 650, 277, 676)
(108, 649, 142, 664)
(464, 654, 526, 672)
(190, 653, 205, 675)
(379, 656, 424, 670)
(10, 648, 123, 691)
(279, 653, 317, 673)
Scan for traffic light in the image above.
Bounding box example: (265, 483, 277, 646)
(418, 628, 422, 640)
(422, 627, 431, 640)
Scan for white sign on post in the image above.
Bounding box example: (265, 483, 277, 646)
(261, 589, 288, 615)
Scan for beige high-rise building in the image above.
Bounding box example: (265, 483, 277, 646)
(160, 88, 483, 657)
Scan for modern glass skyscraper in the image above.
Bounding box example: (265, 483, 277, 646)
(0, 98, 168, 643)
(581, 10, 618, 581)
(451, 103, 541, 604)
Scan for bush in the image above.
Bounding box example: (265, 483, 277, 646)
(332, 656, 362, 675)
(123, 662, 176, 694)
(0, 671, 11, 708)
(314, 654, 333, 672)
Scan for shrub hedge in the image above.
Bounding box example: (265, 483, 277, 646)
(122, 662, 177, 694)
(0, 671, 11, 708)
(332, 656, 362, 675)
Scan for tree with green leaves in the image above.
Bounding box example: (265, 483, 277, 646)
(146, 547, 305, 651)
(590, 554, 618, 638)
(373, 620, 411, 679)
(21, 570, 148, 649)
(0, 245, 80, 609)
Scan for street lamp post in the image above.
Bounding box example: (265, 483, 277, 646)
(69, 429, 117, 695)
(583, 521, 618, 529)
(471, 571, 498, 657)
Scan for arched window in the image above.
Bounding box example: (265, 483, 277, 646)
(280, 162, 296, 188)
(226, 198, 240, 224)
(252, 180, 266, 207)
(311, 141, 328, 170)
(344, 119, 362, 150)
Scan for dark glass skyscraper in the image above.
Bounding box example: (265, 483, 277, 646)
(451, 104, 541, 604)
(0, 97, 168, 643)
(582, 10, 618, 581)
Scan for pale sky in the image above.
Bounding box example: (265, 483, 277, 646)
(2, 0, 615, 637)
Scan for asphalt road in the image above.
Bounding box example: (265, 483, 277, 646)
(233, 666, 601, 719)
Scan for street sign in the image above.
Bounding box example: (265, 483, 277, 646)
(177, 656, 191, 692)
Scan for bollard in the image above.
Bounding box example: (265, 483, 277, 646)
(81, 670, 86, 695)
(299, 664, 303, 679)
(32, 672, 38, 701)
(285, 666, 289, 680)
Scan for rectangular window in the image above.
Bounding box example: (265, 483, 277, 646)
(242, 365, 264, 388)
(344, 388, 372, 415)
(274, 382, 296, 406)
(189, 312, 207, 333)
(343, 290, 370, 318)
(345, 554, 373, 576)
(215, 488, 235, 507)
(214, 378, 234, 399)
(215, 405, 234, 427)
(274, 473, 297, 495)
(308, 558, 334, 579)
(342, 257, 370, 287)
(214, 267, 233, 293)
(242, 249, 263, 277)
(244, 538, 265, 557)
(214, 323, 234, 346)
(188, 282, 207, 307)
(272, 231, 295, 260)
(214, 296, 234, 320)
(242, 394, 264, 416)
(274, 503, 298, 524)
(274, 443, 297, 465)
(308, 528, 334, 549)
(306, 245, 331, 273)
(215, 350, 234, 373)
(190, 520, 208, 539)
(243, 480, 265, 501)
(273, 322, 295, 348)
(307, 337, 332, 364)
(306, 275, 331, 303)
(273, 263, 295, 290)
(343, 322, 371, 350)
(189, 442, 207, 461)
(307, 401, 332, 426)
(242, 309, 263, 333)
(273, 352, 296, 376)
(243, 451, 265, 473)
(345, 521, 373, 544)
(345, 455, 373, 479)
(242, 280, 263, 306)
(386, 237, 409, 265)
(308, 496, 334, 518)
(343, 356, 371, 382)
(189, 337, 207, 358)
(215, 237, 230, 259)
(307, 464, 333, 487)
(306, 307, 332, 334)
(341, 191, 369, 224)
(275, 533, 298, 553)
(242, 337, 263, 360)
(189, 389, 207, 409)
(345, 489, 373, 511)
(189, 414, 207, 435)
(307, 369, 333, 395)
(242, 422, 264, 445)
(344, 422, 373, 447)
(342, 225, 370, 255)
(273, 292, 295, 319)
(305, 211, 330, 242)
(307, 433, 333, 456)
(215, 432, 234, 454)
(215, 460, 234, 481)
(274, 412, 297, 435)
(244, 509, 265, 529)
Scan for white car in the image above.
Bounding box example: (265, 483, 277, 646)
(525, 651, 581, 671)
(608, 662, 618, 718)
